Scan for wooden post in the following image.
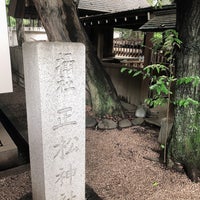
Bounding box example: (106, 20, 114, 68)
(140, 32, 153, 103)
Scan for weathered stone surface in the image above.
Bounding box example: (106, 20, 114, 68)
(23, 42, 85, 200)
(145, 118, 161, 127)
(0, 83, 28, 143)
(135, 105, 147, 118)
(121, 101, 137, 112)
(86, 116, 97, 128)
(158, 118, 173, 145)
(0, 122, 18, 170)
(132, 118, 144, 126)
(118, 119, 132, 128)
(98, 119, 117, 130)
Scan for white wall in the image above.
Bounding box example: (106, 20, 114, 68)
(0, 0, 13, 93)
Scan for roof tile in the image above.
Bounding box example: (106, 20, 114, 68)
(78, 0, 151, 13)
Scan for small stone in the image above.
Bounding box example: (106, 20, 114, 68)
(145, 118, 161, 127)
(121, 101, 137, 112)
(98, 119, 117, 130)
(86, 116, 97, 128)
(135, 105, 147, 118)
(132, 118, 144, 126)
(118, 119, 132, 129)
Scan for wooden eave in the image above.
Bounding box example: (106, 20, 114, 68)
(8, 0, 176, 32)
(139, 9, 176, 31)
(80, 4, 176, 30)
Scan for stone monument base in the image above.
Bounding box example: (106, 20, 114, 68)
(0, 122, 18, 170)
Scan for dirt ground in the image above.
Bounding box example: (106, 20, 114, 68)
(1, 126, 200, 200)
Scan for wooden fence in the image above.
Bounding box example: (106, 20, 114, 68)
(113, 39, 168, 68)
(150, 50, 168, 65)
(113, 39, 144, 58)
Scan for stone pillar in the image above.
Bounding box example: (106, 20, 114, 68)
(23, 42, 85, 200)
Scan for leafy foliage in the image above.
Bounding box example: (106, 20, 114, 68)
(6, 0, 10, 5)
(177, 76, 200, 87)
(175, 98, 199, 108)
(121, 29, 199, 110)
(151, 32, 163, 51)
(6, 0, 36, 27)
(120, 68, 142, 77)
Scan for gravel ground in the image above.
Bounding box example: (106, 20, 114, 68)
(1, 126, 200, 200)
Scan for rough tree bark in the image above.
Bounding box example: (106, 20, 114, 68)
(32, 0, 124, 117)
(16, 18, 25, 47)
(168, 0, 200, 182)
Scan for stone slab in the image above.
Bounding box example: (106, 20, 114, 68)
(118, 119, 132, 128)
(23, 42, 85, 200)
(0, 122, 18, 170)
(145, 117, 161, 127)
(0, 83, 28, 143)
(86, 116, 97, 128)
(98, 119, 117, 130)
(132, 118, 144, 126)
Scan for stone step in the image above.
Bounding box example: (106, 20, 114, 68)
(0, 122, 18, 170)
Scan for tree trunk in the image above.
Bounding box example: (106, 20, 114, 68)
(168, 0, 200, 182)
(16, 18, 25, 47)
(32, 0, 124, 117)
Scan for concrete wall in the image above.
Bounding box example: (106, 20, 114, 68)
(104, 63, 143, 106)
(10, 46, 24, 87)
(8, 27, 48, 47)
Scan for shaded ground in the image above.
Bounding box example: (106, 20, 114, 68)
(1, 126, 200, 199)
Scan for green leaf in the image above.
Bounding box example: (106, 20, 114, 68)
(176, 98, 199, 107)
(177, 76, 200, 86)
(153, 182, 159, 187)
(192, 76, 200, 87)
(161, 144, 165, 149)
(128, 69, 133, 74)
(120, 67, 127, 73)
(132, 70, 142, 77)
(161, 85, 169, 95)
